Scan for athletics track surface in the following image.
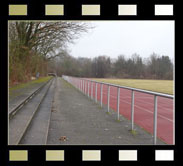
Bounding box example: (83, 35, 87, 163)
(71, 78, 174, 145)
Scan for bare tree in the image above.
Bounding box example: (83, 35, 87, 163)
(9, 21, 91, 59)
(9, 21, 92, 84)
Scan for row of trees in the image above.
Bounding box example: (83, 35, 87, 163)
(50, 53, 173, 80)
(9, 21, 90, 85)
(9, 21, 173, 84)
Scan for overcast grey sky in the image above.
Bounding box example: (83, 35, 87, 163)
(68, 21, 174, 60)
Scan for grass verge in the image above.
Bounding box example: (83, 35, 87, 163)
(9, 76, 52, 95)
(93, 78, 173, 95)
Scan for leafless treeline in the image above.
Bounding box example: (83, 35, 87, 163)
(50, 53, 173, 80)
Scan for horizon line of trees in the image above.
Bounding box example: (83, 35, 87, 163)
(50, 53, 173, 80)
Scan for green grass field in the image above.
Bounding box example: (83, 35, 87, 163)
(93, 78, 174, 95)
(9, 76, 52, 95)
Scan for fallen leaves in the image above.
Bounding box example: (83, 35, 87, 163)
(51, 109, 57, 112)
(59, 136, 68, 142)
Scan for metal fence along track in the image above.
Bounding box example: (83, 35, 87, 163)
(62, 75, 174, 145)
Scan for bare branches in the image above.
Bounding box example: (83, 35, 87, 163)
(9, 21, 91, 59)
(9, 21, 92, 83)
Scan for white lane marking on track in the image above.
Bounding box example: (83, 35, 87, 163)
(124, 99, 173, 122)
(90, 89, 173, 121)
(109, 93, 172, 112)
(108, 94, 173, 122)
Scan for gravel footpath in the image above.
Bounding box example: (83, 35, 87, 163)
(47, 78, 165, 145)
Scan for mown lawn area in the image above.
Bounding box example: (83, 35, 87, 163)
(9, 76, 52, 95)
(92, 78, 174, 95)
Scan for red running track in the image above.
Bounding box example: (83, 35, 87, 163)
(70, 78, 174, 144)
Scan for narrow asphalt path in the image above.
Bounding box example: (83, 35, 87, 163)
(47, 78, 165, 145)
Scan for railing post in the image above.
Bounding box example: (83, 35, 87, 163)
(153, 95, 158, 145)
(86, 81, 87, 94)
(85, 81, 87, 94)
(100, 84, 103, 107)
(84, 80, 86, 94)
(95, 83, 98, 103)
(84, 80, 85, 94)
(88, 81, 90, 97)
(82, 80, 84, 93)
(131, 90, 135, 130)
(80, 80, 81, 91)
(117, 87, 120, 120)
(81, 80, 82, 92)
(91, 82, 93, 100)
(107, 85, 110, 112)
(82, 80, 83, 92)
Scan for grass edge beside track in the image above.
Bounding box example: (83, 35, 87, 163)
(92, 78, 173, 95)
